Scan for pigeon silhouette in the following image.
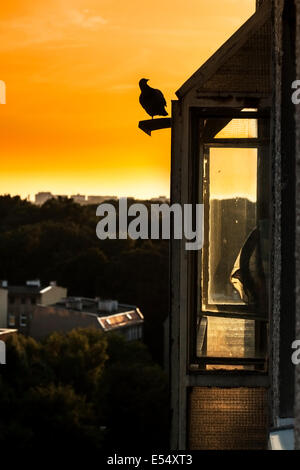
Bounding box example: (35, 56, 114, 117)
(139, 79, 168, 119)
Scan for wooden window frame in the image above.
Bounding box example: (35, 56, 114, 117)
(188, 108, 271, 374)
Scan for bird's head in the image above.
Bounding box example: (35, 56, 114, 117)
(139, 78, 149, 89)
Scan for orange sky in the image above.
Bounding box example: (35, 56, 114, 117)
(0, 0, 255, 200)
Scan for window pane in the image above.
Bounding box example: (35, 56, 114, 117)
(197, 316, 257, 358)
(214, 119, 258, 139)
(203, 118, 258, 140)
(203, 148, 258, 308)
(195, 116, 270, 370)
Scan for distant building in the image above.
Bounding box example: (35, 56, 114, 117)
(0, 280, 67, 335)
(30, 296, 144, 341)
(87, 195, 118, 205)
(0, 328, 17, 364)
(70, 194, 86, 205)
(35, 192, 53, 205)
(33, 193, 118, 206)
(0, 328, 17, 341)
(0, 287, 8, 328)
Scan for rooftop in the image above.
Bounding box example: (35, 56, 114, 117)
(1, 280, 63, 296)
(0, 329, 18, 340)
(52, 296, 144, 332)
(98, 309, 144, 332)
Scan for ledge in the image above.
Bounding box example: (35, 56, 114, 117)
(138, 118, 172, 136)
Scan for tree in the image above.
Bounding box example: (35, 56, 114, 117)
(42, 328, 108, 397)
(96, 334, 169, 451)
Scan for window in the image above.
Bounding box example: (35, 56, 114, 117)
(193, 111, 271, 371)
(20, 313, 27, 327)
(8, 313, 15, 327)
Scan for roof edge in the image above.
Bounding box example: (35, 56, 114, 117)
(176, 1, 272, 99)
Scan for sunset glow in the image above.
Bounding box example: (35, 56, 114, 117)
(0, 0, 255, 200)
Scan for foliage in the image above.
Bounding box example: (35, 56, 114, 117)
(98, 334, 169, 451)
(0, 195, 170, 451)
(0, 330, 169, 452)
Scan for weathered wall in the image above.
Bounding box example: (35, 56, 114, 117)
(295, 0, 300, 451)
(40, 286, 67, 306)
(274, 0, 300, 448)
(272, 0, 284, 426)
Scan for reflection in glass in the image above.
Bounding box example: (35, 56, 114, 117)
(196, 116, 270, 369)
(203, 148, 258, 308)
(197, 316, 256, 358)
(214, 119, 258, 139)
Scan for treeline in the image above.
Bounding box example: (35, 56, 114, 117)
(0, 329, 169, 452)
(0, 195, 169, 363)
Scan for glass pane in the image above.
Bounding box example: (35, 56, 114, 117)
(204, 148, 258, 308)
(197, 316, 257, 359)
(196, 116, 270, 369)
(214, 119, 258, 139)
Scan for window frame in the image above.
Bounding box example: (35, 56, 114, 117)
(188, 108, 271, 374)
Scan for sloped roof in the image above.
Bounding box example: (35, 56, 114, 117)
(176, 1, 272, 98)
(0, 329, 17, 340)
(98, 308, 144, 332)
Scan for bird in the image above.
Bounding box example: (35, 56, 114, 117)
(139, 78, 168, 119)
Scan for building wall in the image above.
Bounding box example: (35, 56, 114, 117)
(170, 6, 273, 447)
(274, 0, 300, 448)
(30, 305, 143, 340)
(40, 286, 67, 306)
(0, 288, 8, 328)
(295, 0, 300, 451)
(7, 286, 67, 334)
(169, 0, 299, 449)
(124, 324, 143, 341)
(7, 293, 39, 333)
(272, 0, 284, 426)
(30, 305, 99, 339)
(272, 0, 299, 424)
